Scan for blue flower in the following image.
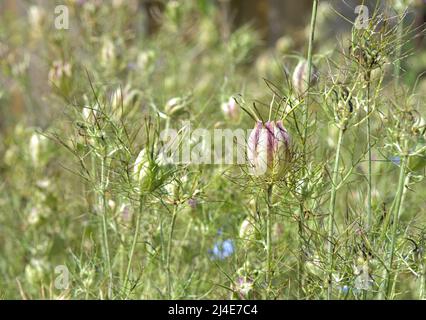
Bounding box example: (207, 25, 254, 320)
(390, 156, 401, 165)
(210, 239, 234, 260)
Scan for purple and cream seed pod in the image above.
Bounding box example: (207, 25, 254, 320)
(247, 120, 291, 177)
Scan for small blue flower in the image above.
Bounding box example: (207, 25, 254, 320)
(210, 239, 234, 260)
(390, 156, 401, 165)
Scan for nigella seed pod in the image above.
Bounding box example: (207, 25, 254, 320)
(133, 149, 149, 186)
(292, 59, 319, 96)
(221, 97, 240, 122)
(247, 121, 291, 177)
(239, 218, 255, 240)
(164, 97, 186, 117)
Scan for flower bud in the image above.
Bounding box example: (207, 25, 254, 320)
(221, 97, 240, 122)
(292, 59, 319, 96)
(247, 121, 291, 177)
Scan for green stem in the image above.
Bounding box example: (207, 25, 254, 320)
(298, 0, 318, 300)
(124, 195, 143, 297)
(395, 18, 404, 89)
(366, 75, 373, 232)
(266, 184, 273, 295)
(326, 126, 344, 299)
(420, 251, 426, 300)
(166, 204, 178, 299)
(100, 156, 113, 298)
(303, 0, 318, 149)
(298, 203, 305, 299)
(383, 155, 408, 299)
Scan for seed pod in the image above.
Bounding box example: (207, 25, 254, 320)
(133, 149, 149, 186)
(247, 120, 291, 177)
(221, 97, 240, 122)
(165, 97, 186, 117)
(239, 218, 255, 240)
(292, 59, 319, 96)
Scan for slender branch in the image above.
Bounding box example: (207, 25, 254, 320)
(266, 184, 273, 295)
(383, 155, 408, 298)
(366, 73, 373, 232)
(100, 155, 113, 299)
(298, 0, 318, 299)
(124, 195, 144, 297)
(326, 126, 345, 299)
(166, 204, 178, 299)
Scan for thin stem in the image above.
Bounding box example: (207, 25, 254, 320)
(266, 184, 273, 295)
(326, 126, 344, 299)
(303, 0, 318, 149)
(366, 75, 373, 232)
(383, 155, 408, 298)
(394, 17, 404, 89)
(420, 249, 426, 300)
(298, 0, 318, 299)
(297, 203, 305, 299)
(100, 156, 113, 298)
(166, 204, 178, 299)
(123, 195, 144, 297)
